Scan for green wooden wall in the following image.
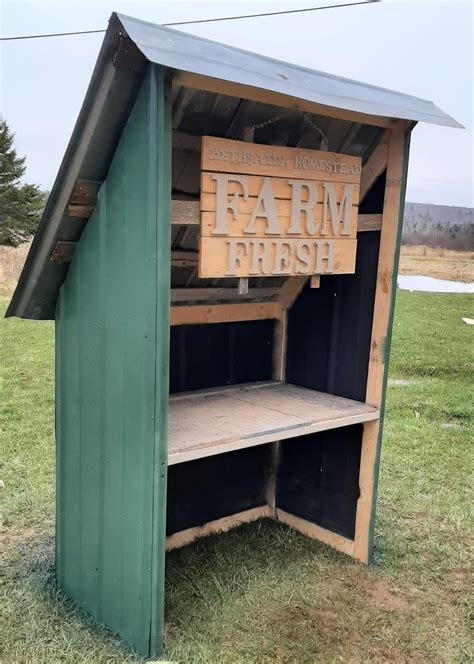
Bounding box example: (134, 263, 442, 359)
(55, 64, 171, 658)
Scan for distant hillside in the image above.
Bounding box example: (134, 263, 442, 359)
(403, 202, 473, 250)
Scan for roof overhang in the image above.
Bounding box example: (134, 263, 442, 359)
(6, 12, 462, 319)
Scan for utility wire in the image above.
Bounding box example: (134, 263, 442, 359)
(1, 1, 379, 41)
(1, 29, 105, 41)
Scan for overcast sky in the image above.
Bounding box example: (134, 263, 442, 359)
(1, 0, 472, 207)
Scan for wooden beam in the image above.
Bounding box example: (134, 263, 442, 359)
(170, 301, 282, 325)
(172, 199, 199, 225)
(353, 128, 409, 564)
(68, 179, 102, 220)
(357, 214, 382, 232)
(172, 201, 379, 234)
(360, 131, 389, 201)
(173, 74, 403, 129)
(275, 509, 354, 556)
(171, 250, 198, 267)
(278, 276, 308, 310)
(170, 287, 279, 303)
(166, 505, 272, 551)
(68, 204, 95, 219)
(69, 179, 102, 205)
(50, 241, 76, 265)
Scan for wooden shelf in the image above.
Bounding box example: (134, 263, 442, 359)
(168, 381, 379, 465)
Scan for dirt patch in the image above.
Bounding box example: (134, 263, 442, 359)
(271, 603, 338, 628)
(366, 580, 410, 612)
(1, 527, 37, 556)
(339, 630, 418, 663)
(451, 567, 466, 592)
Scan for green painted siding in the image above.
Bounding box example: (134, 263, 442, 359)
(55, 65, 171, 657)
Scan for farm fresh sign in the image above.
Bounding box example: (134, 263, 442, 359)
(198, 137, 361, 278)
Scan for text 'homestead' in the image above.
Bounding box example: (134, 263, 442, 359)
(199, 137, 362, 279)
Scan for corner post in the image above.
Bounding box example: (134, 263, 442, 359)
(353, 125, 412, 563)
(148, 64, 172, 658)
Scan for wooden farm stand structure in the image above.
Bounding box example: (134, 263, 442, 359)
(7, 13, 461, 659)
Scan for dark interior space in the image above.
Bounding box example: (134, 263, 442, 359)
(276, 425, 363, 539)
(166, 445, 268, 535)
(169, 319, 274, 394)
(286, 229, 380, 403)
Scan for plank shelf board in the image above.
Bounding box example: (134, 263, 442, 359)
(168, 381, 379, 465)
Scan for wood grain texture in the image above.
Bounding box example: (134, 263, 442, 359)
(198, 237, 357, 278)
(168, 381, 379, 465)
(170, 302, 281, 325)
(202, 136, 362, 183)
(201, 175, 360, 204)
(275, 509, 354, 556)
(354, 128, 408, 564)
(67, 204, 95, 219)
(171, 199, 200, 225)
(172, 202, 376, 234)
(166, 505, 272, 550)
(357, 214, 382, 232)
(170, 287, 279, 303)
(173, 73, 402, 129)
(200, 207, 358, 239)
(278, 276, 309, 309)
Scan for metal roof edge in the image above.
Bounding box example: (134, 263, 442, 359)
(6, 14, 145, 318)
(116, 12, 463, 130)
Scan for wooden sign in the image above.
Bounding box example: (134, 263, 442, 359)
(199, 137, 362, 278)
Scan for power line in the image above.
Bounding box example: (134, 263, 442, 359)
(1, 29, 105, 41)
(1, 1, 379, 41)
(166, 0, 379, 26)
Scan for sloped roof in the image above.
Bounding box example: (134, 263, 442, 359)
(6, 12, 461, 319)
(118, 13, 461, 129)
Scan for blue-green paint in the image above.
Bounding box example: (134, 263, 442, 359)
(55, 64, 171, 657)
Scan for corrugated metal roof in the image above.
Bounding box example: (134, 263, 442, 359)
(6, 11, 461, 320)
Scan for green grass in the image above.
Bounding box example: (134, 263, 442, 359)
(1, 291, 472, 663)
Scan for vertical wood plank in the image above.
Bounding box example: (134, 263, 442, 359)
(353, 127, 411, 563)
(268, 313, 287, 514)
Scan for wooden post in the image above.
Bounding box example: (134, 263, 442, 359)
(353, 126, 411, 563)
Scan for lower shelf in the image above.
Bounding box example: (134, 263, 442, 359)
(168, 381, 379, 465)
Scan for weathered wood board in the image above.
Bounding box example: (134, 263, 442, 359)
(198, 237, 357, 277)
(199, 136, 361, 278)
(201, 136, 362, 182)
(168, 381, 379, 465)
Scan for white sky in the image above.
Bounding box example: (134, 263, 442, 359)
(0, 0, 473, 207)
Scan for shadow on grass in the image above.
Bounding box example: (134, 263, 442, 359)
(1, 530, 139, 663)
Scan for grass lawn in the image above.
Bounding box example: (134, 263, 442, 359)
(1, 290, 472, 663)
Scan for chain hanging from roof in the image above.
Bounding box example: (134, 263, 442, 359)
(248, 110, 328, 150)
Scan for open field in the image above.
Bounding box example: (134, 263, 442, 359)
(399, 245, 474, 283)
(1, 288, 472, 663)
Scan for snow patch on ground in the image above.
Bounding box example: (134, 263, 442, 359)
(388, 379, 415, 387)
(397, 275, 474, 294)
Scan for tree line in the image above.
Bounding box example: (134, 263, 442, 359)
(0, 116, 47, 246)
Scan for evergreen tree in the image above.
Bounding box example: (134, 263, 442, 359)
(0, 117, 47, 245)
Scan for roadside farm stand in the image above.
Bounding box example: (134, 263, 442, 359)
(7, 13, 461, 659)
